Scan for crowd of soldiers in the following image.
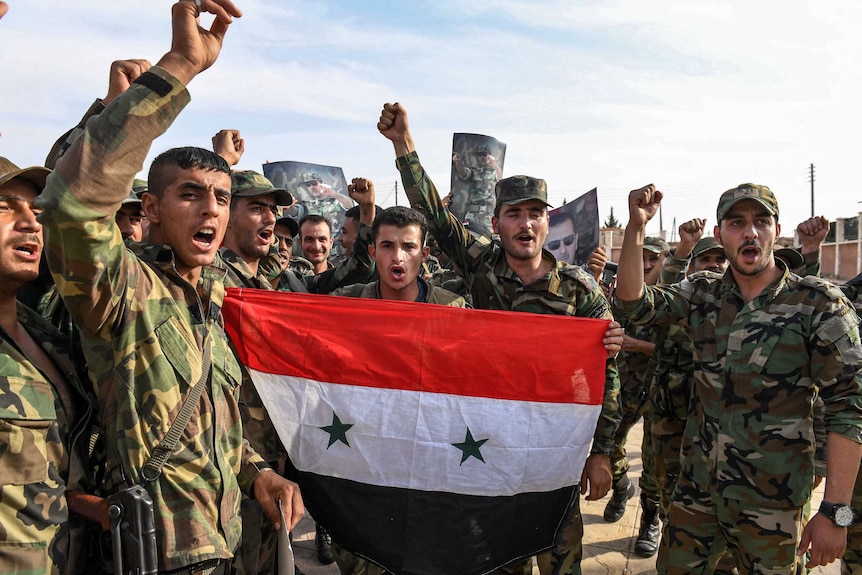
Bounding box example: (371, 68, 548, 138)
(2, 1, 862, 575)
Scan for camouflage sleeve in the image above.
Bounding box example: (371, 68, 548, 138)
(591, 357, 621, 455)
(798, 250, 821, 277)
(398, 151, 488, 277)
(44, 99, 106, 169)
(306, 224, 375, 294)
(659, 250, 689, 285)
(809, 295, 862, 443)
(35, 67, 190, 337)
(612, 281, 694, 329)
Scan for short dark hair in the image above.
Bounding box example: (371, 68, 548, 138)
(344, 205, 361, 221)
(299, 213, 332, 234)
(372, 206, 428, 245)
(549, 210, 575, 228)
(147, 147, 230, 198)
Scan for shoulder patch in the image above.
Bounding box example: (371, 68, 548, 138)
(798, 275, 847, 302)
(559, 264, 599, 291)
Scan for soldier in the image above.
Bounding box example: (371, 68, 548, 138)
(299, 213, 336, 275)
(334, 206, 466, 306)
(603, 236, 667, 557)
(116, 188, 146, 241)
(329, 205, 466, 575)
(35, 2, 305, 573)
(273, 215, 315, 278)
(614, 183, 862, 573)
(218, 170, 300, 575)
(378, 101, 624, 575)
(452, 143, 502, 235)
(0, 163, 94, 574)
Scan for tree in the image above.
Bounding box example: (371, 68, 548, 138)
(604, 206, 620, 228)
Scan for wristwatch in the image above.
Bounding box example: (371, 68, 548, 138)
(819, 501, 855, 527)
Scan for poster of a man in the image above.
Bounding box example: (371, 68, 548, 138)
(263, 161, 353, 256)
(450, 133, 506, 237)
(545, 188, 600, 266)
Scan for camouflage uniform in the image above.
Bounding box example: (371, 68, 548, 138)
(397, 151, 621, 575)
(0, 303, 92, 575)
(36, 67, 271, 572)
(614, 261, 862, 574)
(329, 276, 465, 575)
(458, 165, 499, 235)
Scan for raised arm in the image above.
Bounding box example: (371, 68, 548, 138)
(378, 102, 484, 276)
(615, 184, 662, 302)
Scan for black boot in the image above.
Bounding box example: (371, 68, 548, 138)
(315, 523, 335, 565)
(634, 494, 661, 558)
(603, 475, 635, 522)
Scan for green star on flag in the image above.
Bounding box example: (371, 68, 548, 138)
(320, 411, 354, 449)
(452, 427, 489, 465)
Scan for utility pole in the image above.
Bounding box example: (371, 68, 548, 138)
(394, 180, 399, 206)
(659, 204, 664, 239)
(809, 163, 815, 217)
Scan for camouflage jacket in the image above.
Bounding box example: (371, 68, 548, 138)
(332, 278, 468, 307)
(36, 67, 268, 570)
(614, 263, 862, 507)
(1, 303, 91, 574)
(398, 151, 621, 455)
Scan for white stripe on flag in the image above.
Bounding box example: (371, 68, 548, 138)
(249, 369, 601, 497)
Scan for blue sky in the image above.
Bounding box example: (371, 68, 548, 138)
(2, 0, 861, 238)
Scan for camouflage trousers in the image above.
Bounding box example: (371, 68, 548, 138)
(841, 461, 862, 575)
(234, 496, 277, 575)
(332, 542, 389, 575)
(611, 373, 659, 500)
(657, 486, 803, 575)
(491, 494, 584, 575)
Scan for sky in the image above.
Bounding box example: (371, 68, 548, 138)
(2, 0, 861, 240)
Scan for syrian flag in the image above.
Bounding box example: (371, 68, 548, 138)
(223, 288, 608, 575)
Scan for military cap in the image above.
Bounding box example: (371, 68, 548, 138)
(275, 216, 299, 238)
(132, 178, 149, 196)
(692, 237, 723, 258)
(231, 170, 293, 206)
(643, 236, 670, 254)
(121, 188, 143, 206)
(495, 175, 551, 211)
(301, 172, 322, 184)
(716, 183, 779, 221)
(474, 144, 491, 155)
(774, 246, 804, 269)
(0, 159, 51, 193)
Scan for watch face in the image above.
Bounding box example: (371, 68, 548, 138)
(835, 505, 855, 527)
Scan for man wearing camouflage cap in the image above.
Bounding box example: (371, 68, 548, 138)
(379, 102, 624, 575)
(0, 161, 94, 574)
(652, 219, 738, 574)
(452, 143, 502, 236)
(615, 183, 862, 573)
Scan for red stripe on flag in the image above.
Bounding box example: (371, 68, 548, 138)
(223, 288, 608, 405)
